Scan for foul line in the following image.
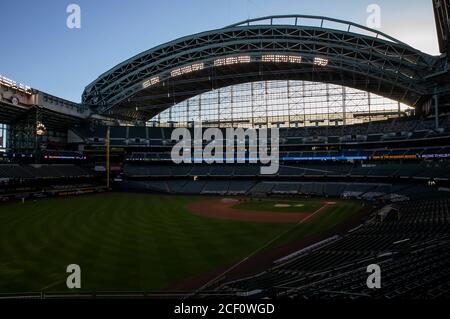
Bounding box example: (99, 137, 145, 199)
(185, 203, 331, 299)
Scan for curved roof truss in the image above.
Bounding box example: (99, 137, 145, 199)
(82, 15, 443, 120)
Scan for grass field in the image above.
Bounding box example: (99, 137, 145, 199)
(233, 198, 326, 213)
(0, 193, 364, 293)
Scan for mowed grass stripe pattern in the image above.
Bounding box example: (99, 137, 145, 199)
(266, 200, 364, 249)
(0, 194, 363, 293)
(0, 193, 288, 292)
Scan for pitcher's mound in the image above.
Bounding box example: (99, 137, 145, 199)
(274, 204, 291, 208)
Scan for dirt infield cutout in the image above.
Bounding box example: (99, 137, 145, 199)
(187, 198, 333, 224)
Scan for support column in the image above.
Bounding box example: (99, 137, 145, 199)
(434, 94, 439, 129)
(106, 126, 110, 189)
(186, 99, 190, 127)
(265, 81, 269, 127)
(302, 81, 306, 126)
(217, 90, 220, 128)
(251, 83, 254, 128)
(342, 86, 347, 125)
(199, 94, 202, 123)
(287, 80, 291, 126)
(231, 85, 234, 127)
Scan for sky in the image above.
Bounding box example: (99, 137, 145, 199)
(0, 0, 439, 103)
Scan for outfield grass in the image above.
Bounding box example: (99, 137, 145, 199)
(0, 193, 364, 293)
(232, 198, 326, 213)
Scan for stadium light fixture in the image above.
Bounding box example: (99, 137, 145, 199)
(314, 57, 328, 66)
(262, 54, 302, 63)
(214, 56, 251, 66)
(0, 74, 32, 95)
(171, 63, 204, 77)
(142, 76, 160, 89)
(36, 122, 46, 136)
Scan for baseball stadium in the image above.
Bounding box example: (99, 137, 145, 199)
(0, 0, 450, 302)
